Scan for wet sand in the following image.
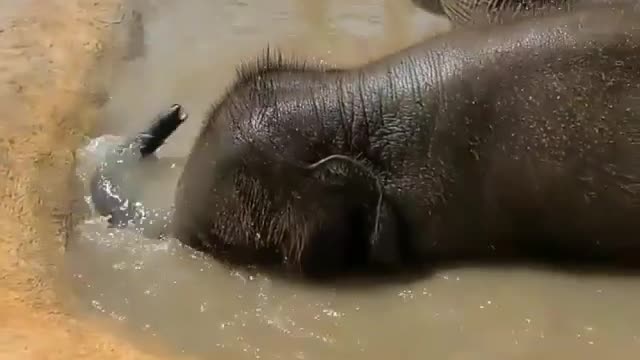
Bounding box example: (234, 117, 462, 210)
(0, 0, 187, 359)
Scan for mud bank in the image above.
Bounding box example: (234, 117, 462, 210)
(0, 1, 188, 359)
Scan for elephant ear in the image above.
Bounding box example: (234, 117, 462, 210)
(304, 155, 403, 271)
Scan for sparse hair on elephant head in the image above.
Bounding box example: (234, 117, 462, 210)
(169, 50, 406, 279)
(89, 49, 406, 280)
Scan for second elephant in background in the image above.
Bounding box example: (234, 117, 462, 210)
(412, 0, 638, 26)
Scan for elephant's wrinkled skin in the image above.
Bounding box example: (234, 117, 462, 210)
(412, 0, 639, 27)
(93, 5, 640, 279)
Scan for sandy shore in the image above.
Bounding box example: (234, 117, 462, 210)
(0, 1, 185, 358)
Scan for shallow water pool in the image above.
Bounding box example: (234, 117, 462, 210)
(63, 1, 640, 359)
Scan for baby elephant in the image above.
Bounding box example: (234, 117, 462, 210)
(92, 5, 640, 279)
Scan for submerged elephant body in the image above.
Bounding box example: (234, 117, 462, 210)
(93, 6, 640, 279)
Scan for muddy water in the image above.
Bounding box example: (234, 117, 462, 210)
(64, 0, 640, 359)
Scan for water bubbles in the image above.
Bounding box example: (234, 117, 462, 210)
(91, 299, 106, 313)
(322, 308, 342, 318)
(479, 300, 493, 309)
(133, 260, 144, 270)
(112, 261, 127, 270)
(220, 321, 233, 330)
(398, 289, 415, 301)
(148, 241, 169, 252)
(109, 311, 127, 321)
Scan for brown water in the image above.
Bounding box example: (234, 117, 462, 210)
(64, 0, 640, 359)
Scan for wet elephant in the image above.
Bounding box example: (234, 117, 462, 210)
(92, 4, 640, 279)
(412, 0, 638, 26)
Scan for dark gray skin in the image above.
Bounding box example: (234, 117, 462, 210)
(412, 0, 574, 25)
(412, 0, 639, 26)
(92, 5, 640, 280)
